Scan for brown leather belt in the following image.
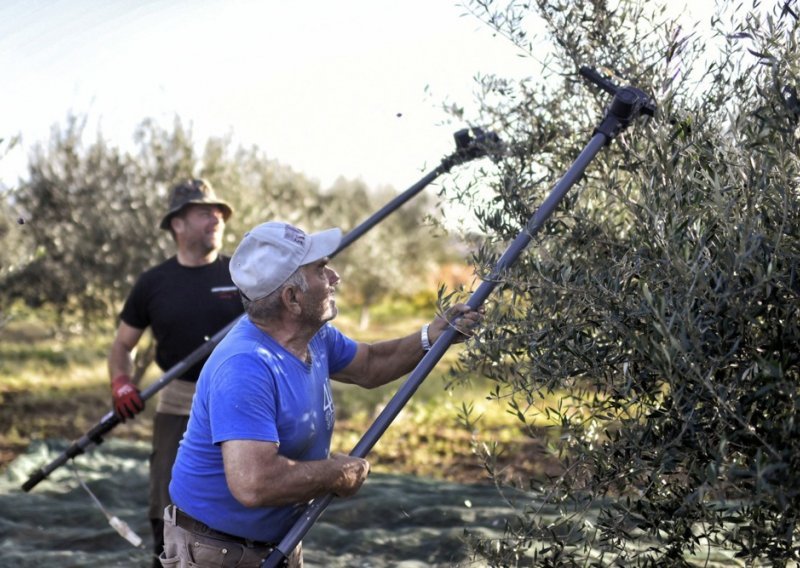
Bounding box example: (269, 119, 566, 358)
(174, 507, 276, 549)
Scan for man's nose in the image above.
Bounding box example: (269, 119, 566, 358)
(327, 267, 340, 286)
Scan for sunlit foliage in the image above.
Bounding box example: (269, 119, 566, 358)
(453, 0, 800, 564)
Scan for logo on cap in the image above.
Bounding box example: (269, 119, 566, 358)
(284, 225, 306, 245)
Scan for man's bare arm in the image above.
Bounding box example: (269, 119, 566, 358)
(332, 303, 482, 389)
(108, 321, 145, 382)
(222, 440, 369, 508)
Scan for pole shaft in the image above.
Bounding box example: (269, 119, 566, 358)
(21, 160, 454, 493)
(263, 132, 608, 567)
(335, 166, 446, 254)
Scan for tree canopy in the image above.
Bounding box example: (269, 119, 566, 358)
(450, 0, 800, 565)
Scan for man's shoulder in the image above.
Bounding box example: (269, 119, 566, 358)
(208, 321, 275, 372)
(132, 256, 178, 284)
(138, 255, 231, 279)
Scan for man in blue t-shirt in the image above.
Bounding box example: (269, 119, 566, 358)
(163, 221, 482, 568)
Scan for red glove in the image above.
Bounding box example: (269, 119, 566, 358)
(111, 375, 144, 421)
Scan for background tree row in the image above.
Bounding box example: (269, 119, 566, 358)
(0, 115, 456, 330)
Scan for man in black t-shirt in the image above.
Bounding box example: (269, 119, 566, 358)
(107, 179, 244, 567)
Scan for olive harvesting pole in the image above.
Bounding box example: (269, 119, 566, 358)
(262, 66, 656, 568)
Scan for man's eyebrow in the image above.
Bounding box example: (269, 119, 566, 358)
(305, 258, 328, 270)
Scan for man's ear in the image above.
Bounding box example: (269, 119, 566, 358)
(170, 215, 184, 235)
(281, 286, 302, 315)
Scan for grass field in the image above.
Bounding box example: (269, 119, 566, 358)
(0, 308, 560, 484)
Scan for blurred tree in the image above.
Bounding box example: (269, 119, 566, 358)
(450, 0, 800, 565)
(0, 116, 215, 327)
(2, 115, 142, 327)
(206, 141, 324, 245)
(0, 116, 347, 381)
(0, 134, 26, 329)
(0, 115, 455, 331)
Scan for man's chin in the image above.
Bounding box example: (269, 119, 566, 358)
(204, 238, 223, 252)
(324, 303, 338, 322)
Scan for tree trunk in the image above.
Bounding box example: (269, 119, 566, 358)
(359, 305, 370, 330)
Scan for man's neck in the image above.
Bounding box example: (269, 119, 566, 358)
(176, 248, 219, 267)
(251, 317, 321, 363)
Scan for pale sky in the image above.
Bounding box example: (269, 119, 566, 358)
(0, 0, 537, 193)
(0, 0, 720, 206)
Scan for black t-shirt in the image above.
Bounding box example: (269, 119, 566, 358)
(119, 256, 244, 382)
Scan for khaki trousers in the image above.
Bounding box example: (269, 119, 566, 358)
(160, 504, 302, 568)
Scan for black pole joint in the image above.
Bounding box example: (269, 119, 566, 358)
(580, 66, 656, 143)
(441, 127, 503, 170)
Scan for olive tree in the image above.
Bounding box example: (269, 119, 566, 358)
(0, 134, 24, 329)
(0, 116, 261, 325)
(451, 0, 800, 565)
(1, 115, 149, 326)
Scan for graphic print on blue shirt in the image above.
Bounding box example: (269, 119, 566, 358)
(323, 380, 334, 430)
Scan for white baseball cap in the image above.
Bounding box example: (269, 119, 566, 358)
(230, 221, 342, 301)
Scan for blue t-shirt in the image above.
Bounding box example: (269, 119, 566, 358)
(169, 316, 357, 542)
